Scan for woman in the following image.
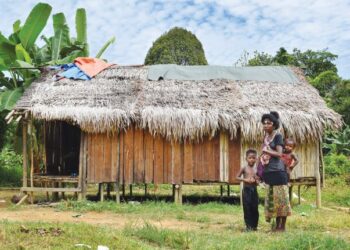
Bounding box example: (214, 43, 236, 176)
(260, 111, 291, 232)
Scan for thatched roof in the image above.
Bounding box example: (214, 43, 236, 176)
(15, 65, 342, 143)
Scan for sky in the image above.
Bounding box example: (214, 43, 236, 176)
(1, 0, 349, 78)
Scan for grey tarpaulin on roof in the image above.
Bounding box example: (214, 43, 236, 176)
(147, 64, 299, 83)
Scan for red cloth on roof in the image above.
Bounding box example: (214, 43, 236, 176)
(74, 57, 114, 78)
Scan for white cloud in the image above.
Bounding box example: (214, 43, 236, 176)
(0, 0, 349, 77)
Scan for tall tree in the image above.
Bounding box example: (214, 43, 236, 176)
(144, 27, 208, 65)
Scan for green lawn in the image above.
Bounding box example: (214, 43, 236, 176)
(0, 176, 349, 249)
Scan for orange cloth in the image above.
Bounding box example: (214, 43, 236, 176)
(74, 57, 114, 78)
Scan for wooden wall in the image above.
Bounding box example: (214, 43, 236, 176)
(86, 127, 241, 184)
(240, 140, 320, 180)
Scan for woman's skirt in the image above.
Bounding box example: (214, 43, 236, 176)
(264, 184, 291, 221)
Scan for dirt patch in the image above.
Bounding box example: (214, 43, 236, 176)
(0, 207, 201, 230)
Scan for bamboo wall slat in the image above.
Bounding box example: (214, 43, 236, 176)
(86, 127, 242, 184)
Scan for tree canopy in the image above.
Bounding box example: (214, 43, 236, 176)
(144, 27, 208, 65)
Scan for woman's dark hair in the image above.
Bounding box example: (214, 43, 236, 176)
(261, 111, 280, 129)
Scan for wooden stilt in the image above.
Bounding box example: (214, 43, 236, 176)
(115, 183, 120, 204)
(298, 185, 301, 204)
(100, 183, 104, 202)
(316, 166, 322, 208)
(129, 184, 133, 197)
(22, 121, 28, 189)
(82, 133, 87, 199)
(107, 184, 111, 198)
(144, 184, 148, 196)
(174, 184, 182, 204)
(220, 185, 224, 197)
(122, 184, 125, 197)
(227, 184, 230, 197)
(78, 133, 84, 201)
(172, 184, 175, 198)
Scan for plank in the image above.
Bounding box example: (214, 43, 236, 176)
(183, 140, 193, 183)
(111, 132, 119, 183)
(123, 127, 134, 184)
(228, 132, 241, 184)
(118, 131, 124, 184)
(172, 141, 182, 184)
(102, 134, 113, 182)
(133, 129, 144, 183)
(153, 135, 164, 184)
(164, 139, 172, 183)
(144, 131, 154, 183)
(213, 134, 221, 181)
(21, 187, 81, 192)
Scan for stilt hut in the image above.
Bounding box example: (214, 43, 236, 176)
(11, 65, 342, 205)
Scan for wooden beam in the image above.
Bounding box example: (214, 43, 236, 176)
(22, 122, 28, 188)
(16, 194, 28, 206)
(316, 165, 322, 208)
(78, 132, 84, 201)
(174, 184, 182, 204)
(21, 187, 81, 192)
(115, 183, 120, 204)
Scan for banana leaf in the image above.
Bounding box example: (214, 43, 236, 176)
(0, 88, 23, 111)
(52, 13, 70, 62)
(75, 8, 87, 44)
(0, 36, 16, 66)
(15, 44, 32, 63)
(96, 37, 115, 58)
(19, 3, 52, 49)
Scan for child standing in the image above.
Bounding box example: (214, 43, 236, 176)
(281, 138, 299, 181)
(236, 149, 259, 231)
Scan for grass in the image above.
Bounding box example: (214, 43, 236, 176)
(0, 176, 349, 249)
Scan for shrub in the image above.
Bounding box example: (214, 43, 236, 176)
(324, 153, 350, 177)
(0, 148, 22, 187)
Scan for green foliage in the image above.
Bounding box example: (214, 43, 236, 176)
(18, 3, 52, 49)
(245, 47, 338, 79)
(0, 148, 22, 186)
(144, 27, 208, 65)
(323, 125, 350, 155)
(329, 80, 350, 124)
(0, 3, 115, 112)
(246, 51, 275, 66)
(324, 153, 350, 177)
(310, 70, 341, 97)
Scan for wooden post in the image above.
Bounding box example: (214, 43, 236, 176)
(82, 133, 87, 199)
(100, 183, 104, 202)
(319, 141, 325, 188)
(172, 184, 175, 198)
(115, 183, 120, 204)
(298, 185, 301, 204)
(122, 184, 125, 197)
(316, 165, 322, 208)
(107, 184, 111, 198)
(78, 134, 84, 201)
(220, 185, 223, 197)
(129, 184, 133, 197)
(22, 121, 28, 189)
(174, 184, 182, 204)
(227, 184, 230, 197)
(144, 184, 148, 196)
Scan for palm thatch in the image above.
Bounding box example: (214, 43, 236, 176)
(15, 65, 342, 143)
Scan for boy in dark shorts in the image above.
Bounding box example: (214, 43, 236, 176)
(236, 149, 260, 231)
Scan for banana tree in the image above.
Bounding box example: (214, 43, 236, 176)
(0, 3, 116, 112)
